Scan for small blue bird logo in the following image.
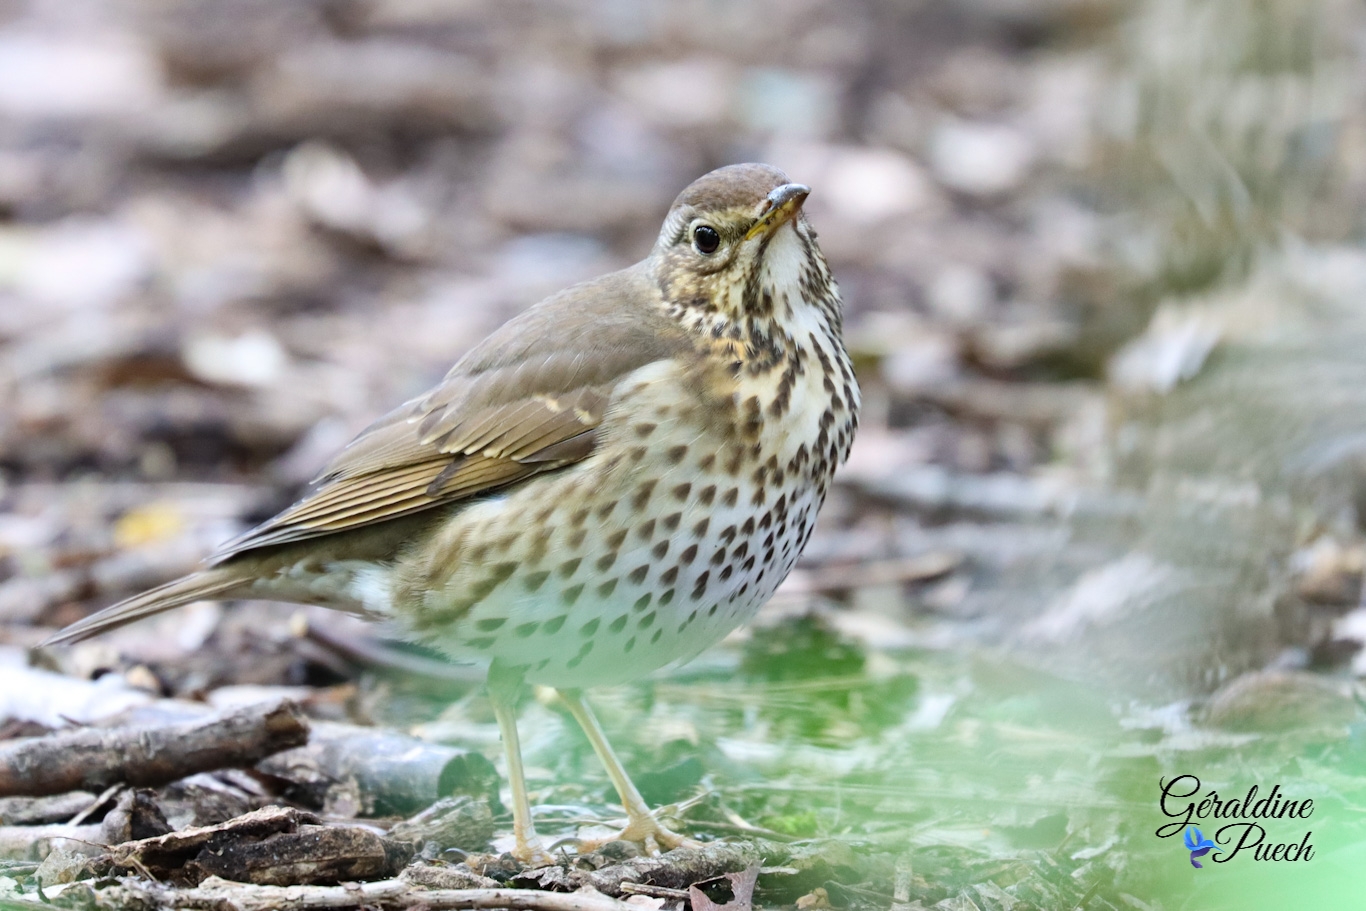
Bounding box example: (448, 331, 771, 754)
(1184, 826, 1217, 868)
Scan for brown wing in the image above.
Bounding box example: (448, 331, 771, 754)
(210, 265, 686, 563)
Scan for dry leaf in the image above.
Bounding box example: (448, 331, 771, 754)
(688, 863, 760, 911)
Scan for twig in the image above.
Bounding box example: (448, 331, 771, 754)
(620, 882, 691, 900)
(0, 702, 310, 797)
(113, 878, 647, 911)
(677, 819, 801, 844)
(790, 552, 963, 594)
(1067, 878, 1102, 911)
(514, 841, 787, 897)
(0, 823, 105, 861)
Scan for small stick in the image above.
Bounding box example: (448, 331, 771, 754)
(620, 882, 691, 900)
(0, 702, 309, 797)
(113, 879, 646, 911)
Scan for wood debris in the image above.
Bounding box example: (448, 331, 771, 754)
(0, 701, 309, 798)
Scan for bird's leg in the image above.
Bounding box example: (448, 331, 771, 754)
(555, 688, 700, 853)
(487, 661, 553, 865)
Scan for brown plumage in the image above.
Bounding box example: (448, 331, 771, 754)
(46, 163, 859, 862)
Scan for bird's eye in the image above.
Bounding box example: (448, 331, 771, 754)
(692, 225, 721, 255)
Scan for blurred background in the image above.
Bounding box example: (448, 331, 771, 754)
(3, 0, 1366, 907)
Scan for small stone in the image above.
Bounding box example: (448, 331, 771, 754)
(927, 264, 995, 323)
(182, 329, 289, 388)
(1293, 537, 1365, 605)
(929, 119, 1036, 196)
(1109, 305, 1221, 394)
(1203, 670, 1360, 733)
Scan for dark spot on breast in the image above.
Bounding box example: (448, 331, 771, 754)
(633, 594, 652, 612)
(610, 614, 628, 633)
(632, 480, 658, 511)
(628, 446, 647, 463)
(719, 525, 737, 545)
(639, 611, 656, 629)
(596, 552, 617, 572)
(680, 544, 698, 564)
(719, 565, 733, 581)
(624, 636, 636, 653)
(724, 448, 745, 475)
(660, 565, 679, 585)
(698, 486, 717, 506)
(544, 615, 567, 634)
(606, 529, 628, 550)
(722, 488, 739, 507)
(475, 618, 506, 632)
(467, 636, 495, 650)
(666, 445, 688, 465)
(741, 517, 755, 536)
(580, 618, 600, 637)
(523, 570, 551, 592)
(662, 512, 682, 531)
(659, 588, 675, 606)
(672, 482, 692, 501)
(692, 518, 710, 538)
(651, 628, 663, 644)
(708, 603, 719, 616)
(469, 562, 518, 601)
(563, 584, 585, 605)
(636, 518, 656, 540)
(699, 453, 716, 471)
(515, 622, 539, 637)
(597, 578, 617, 598)
(652, 540, 669, 559)
(558, 558, 581, 578)
(568, 529, 587, 548)
(691, 571, 710, 599)
(628, 565, 649, 584)
(597, 500, 618, 519)
(571, 508, 589, 527)
(711, 547, 727, 565)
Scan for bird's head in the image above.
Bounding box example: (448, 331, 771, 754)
(650, 163, 836, 329)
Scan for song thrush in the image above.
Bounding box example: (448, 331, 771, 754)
(47, 163, 860, 861)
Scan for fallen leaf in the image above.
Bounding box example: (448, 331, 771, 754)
(689, 863, 760, 911)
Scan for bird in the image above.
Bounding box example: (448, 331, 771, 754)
(45, 162, 860, 862)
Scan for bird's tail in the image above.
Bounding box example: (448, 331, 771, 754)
(40, 569, 248, 646)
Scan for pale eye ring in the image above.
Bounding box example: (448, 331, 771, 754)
(692, 224, 721, 255)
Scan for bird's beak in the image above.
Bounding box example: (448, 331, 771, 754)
(745, 183, 810, 241)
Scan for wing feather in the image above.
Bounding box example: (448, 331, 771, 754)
(210, 265, 687, 564)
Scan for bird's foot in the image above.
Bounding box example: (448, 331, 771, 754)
(576, 811, 702, 856)
(509, 836, 558, 867)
